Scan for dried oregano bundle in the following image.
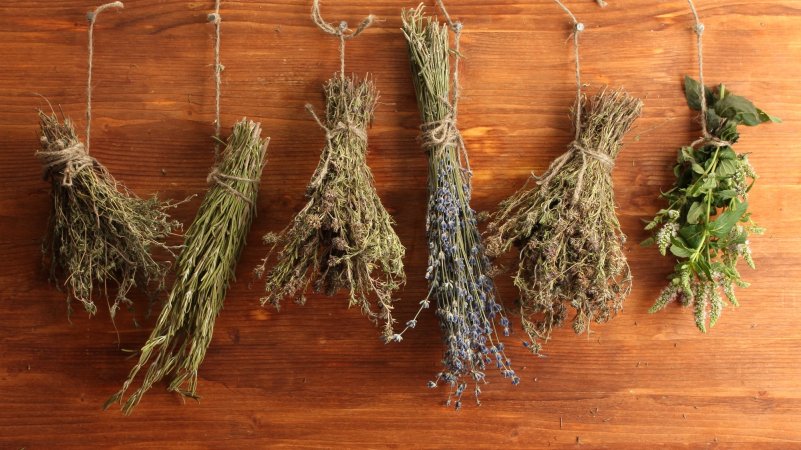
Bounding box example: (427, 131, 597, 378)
(37, 2, 178, 321)
(256, 2, 405, 342)
(400, 4, 518, 409)
(486, 90, 642, 349)
(106, 119, 268, 414)
(643, 77, 777, 331)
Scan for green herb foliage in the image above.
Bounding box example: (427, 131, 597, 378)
(256, 76, 405, 342)
(486, 90, 642, 350)
(37, 110, 179, 322)
(106, 119, 268, 414)
(643, 76, 778, 332)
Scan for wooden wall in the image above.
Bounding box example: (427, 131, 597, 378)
(1, 0, 800, 447)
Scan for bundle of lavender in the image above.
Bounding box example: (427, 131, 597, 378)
(256, 1, 405, 341)
(106, 119, 268, 414)
(38, 2, 178, 322)
(486, 90, 642, 349)
(399, 4, 518, 409)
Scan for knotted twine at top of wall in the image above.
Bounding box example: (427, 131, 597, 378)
(686, 0, 731, 149)
(306, 0, 375, 143)
(37, 2, 124, 186)
(537, 0, 615, 203)
(205, 0, 259, 206)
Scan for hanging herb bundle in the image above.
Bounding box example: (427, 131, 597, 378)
(37, 2, 178, 321)
(256, 1, 405, 342)
(106, 5, 270, 414)
(398, 3, 518, 410)
(642, 0, 778, 332)
(485, 2, 642, 350)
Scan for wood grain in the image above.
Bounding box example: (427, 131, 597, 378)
(1, 0, 800, 448)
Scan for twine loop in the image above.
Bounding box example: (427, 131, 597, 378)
(37, 142, 96, 187)
(420, 115, 461, 150)
(206, 167, 257, 205)
(305, 103, 368, 143)
(311, 0, 375, 79)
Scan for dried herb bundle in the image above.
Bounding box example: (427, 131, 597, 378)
(256, 2, 404, 341)
(38, 111, 178, 320)
(37, 2, 178, 321)
(486, 89, 642, 349)
(106, 119, 268, 414)
(400, 4, 518, 409)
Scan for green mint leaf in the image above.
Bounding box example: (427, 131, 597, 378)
(684, 76, 714, 111)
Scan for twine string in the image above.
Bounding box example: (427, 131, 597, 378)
(311, 0, 375, 79)
(417, 1, 471, 176)
(37, 142, 96, 187)
(208, 0, 223, 158)
(206, 167, 257, 206)
(305, 103, 368, 143)
(537, 0, 602, 202)
(85, 1, 124, 153)
(686, 0, 731, 149)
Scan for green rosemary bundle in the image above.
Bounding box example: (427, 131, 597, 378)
(37, 2, 178, 321)
(400, 4, 518, 409)
(643, 2, 778, 331)
(256, 2, 405, 342)
(106, 119, 268, 414)
(486, 90, 641, 349)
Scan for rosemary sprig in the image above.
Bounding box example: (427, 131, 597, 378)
(106, 119, 268, 414)
(486, 90, 642, 350)
(37, 110, 179, 322)
(643, 77, 778, 332)
(401, 5, 518, 410)
(256, 76, 405, 341)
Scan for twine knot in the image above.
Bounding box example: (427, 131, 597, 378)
(575, 22, 585, 32)
(207, 12, 221, 24)
(572, 142, 614, 169)
(694, 23, 704, 35)
(420, 115, 461, 150)
(305, 103, 368, 144)
(207, 167, 257, 206)
(37, 141, 96, 187)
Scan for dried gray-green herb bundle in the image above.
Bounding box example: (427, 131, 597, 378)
(399, 4, 518, 409)
(486, 89, 642, 350)
(106, 119, 268, 415)
(36, 2, 178, 322)
(38, 111, 178, 320)
(256, 1, 405, 342)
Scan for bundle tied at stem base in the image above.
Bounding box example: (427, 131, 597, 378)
(106, 119, 268, 415)
(485, 89, 642, 350)
(37, 110, 179, 321)
(256, 75, 405, 342)
(401, 4, 518, 410)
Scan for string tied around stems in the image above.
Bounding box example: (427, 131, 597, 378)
(305, 103, 368, 143)
(536, 0, 601, 203)
(686, 0, 732, 149)
(36, 141, 96, 187)
(311, 0, 375, 79)
(206, 165, 260, 206)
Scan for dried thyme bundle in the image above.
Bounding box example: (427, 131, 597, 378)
(106, 119, 268, 414)
(485, 5, 642, 350)
(399, 4, 518, 409)
(37, 2, 178, 321)
(643, 1, 778, 332)
(256, 1, 405, 341)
